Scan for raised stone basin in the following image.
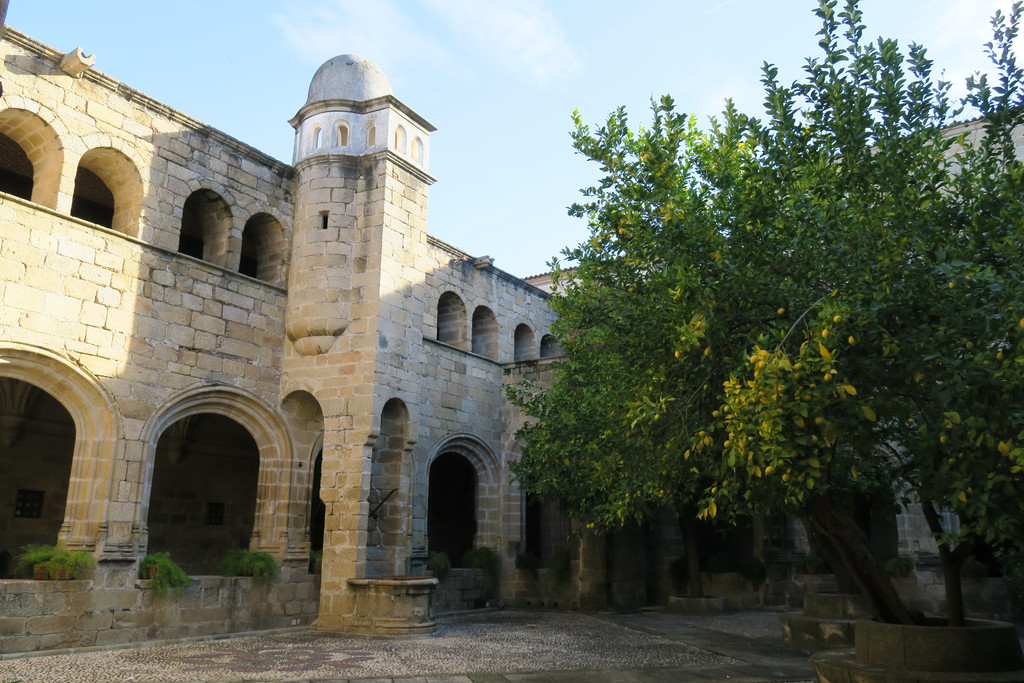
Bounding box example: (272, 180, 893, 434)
(812, 617, 1024, 682)
(345, 575, 438, 636)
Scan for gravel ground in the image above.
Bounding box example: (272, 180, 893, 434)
(671, 609, 786, 638)
(0, 610, 740, 682)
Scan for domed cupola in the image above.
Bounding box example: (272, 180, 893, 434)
(290, 54, 435, 169)
(305, 55, 392, 104)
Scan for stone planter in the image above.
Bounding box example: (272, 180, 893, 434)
(778, 592, 872, 649)
(812, 617, 1024, 682)
(666, 595, 726, 615)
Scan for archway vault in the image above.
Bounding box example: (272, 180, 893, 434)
(140, 384, 294, 556)
(0, 342, 121, 552)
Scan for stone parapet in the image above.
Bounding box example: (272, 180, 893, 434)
(0, 569, 320, 655)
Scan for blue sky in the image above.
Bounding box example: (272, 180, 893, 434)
(7, 0, 1010, 278)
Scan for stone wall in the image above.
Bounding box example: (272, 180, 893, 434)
(434, 568, 488, 613)
(0, 565, 319, 655)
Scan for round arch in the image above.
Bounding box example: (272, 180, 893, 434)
(0, 342, 121, 550)
(0, 107, 64, 208)
(139, 384, 292, 555)
(426, 433, 502, 560)
(72, 145, 144, 237)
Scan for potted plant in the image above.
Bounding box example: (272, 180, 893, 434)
(427, 551, 450, 581)
(139, 552, 191, 596)
(883, 555, 914, 579)
(16, 544, 92, 580)
(515, 551, 540, 580)
(222, 549, 277, 583)
(461, 547, 500, 582)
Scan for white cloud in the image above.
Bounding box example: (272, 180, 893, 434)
(272, 0, 452, 74)
(419, 0, 582, 86)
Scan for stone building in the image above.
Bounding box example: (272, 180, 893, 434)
(0, 25, 583, 652)
(1, 19, 1013, 657)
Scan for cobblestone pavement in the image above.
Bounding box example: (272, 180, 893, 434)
(0, 609, 816, 682)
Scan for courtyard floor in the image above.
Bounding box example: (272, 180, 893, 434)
(0, 608, 819, 682)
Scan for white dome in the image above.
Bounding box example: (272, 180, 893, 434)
(305, 55, 391, 104)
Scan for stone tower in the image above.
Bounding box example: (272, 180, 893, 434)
(283, 54, 437, 632)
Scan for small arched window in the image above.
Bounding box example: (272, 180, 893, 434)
(412, 137, 424, 165)
(394, 125, 407, 154)
(0, 132, 35, 200)
(71, 147, 143, 236)
(472, 306, 498, 360)
(437, 292, 467, 348)
(540, 334, 562, 358)
(514, 324, 536, 362)
(366, 123, 376, 147)
(240, 212, 286, 284)
(180, 189, 232, 264)
(0, 108, 63, 208)
(312, 126, 323, 150)
(335, 123, 350, 147)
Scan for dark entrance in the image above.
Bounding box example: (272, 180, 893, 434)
(427, 453, 476, 566)
(309, 449, 325, 552)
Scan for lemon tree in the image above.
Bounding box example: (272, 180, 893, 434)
(511, 0, 1024, 625)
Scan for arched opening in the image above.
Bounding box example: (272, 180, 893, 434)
(367, 398, 409, 575)
(0, 132, 33, 200)
(514, 323, 535, 362)
(0, 379, 74, 578)
(540, 334, 562, 358)
(366, 123, 376, 147)
(240, 212, 285, 283)
(523, 493, 572, 569)
(147, 413, 259, 575)
(309, 449, 325, 556)
(472, 306, 498, 360)
(179, 189, 232, 262)
(70, 166, 114, 228)
(412, 137, 424, 165)
(72, 147, 143, 236)
(312, 126, 323, 150)
(428, 452, 476, 566)
(394, 125, 407, 154)
(335, 123, 350, 147)
(0, 108, 62, 208)
(437, 292, 467, 348)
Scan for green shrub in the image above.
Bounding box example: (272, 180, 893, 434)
(140, 552, 191, 596)
(461, 547, 500, 581)
(16, 544, 92, 580)
(801, 553, 827, 574)
(428, 551, 451, 581)
(883, 555, 914, 578)
(739, 557, 767, 585)
(515, 551, 540, 579)
(961, 555, 988, 581)
(222, 549, 277, 582)
(552, 550, 572, 584)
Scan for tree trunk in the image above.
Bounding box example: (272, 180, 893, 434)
(921, 500, 971, 627)
(806, 524, 858, 593)
(807, 493, 914, 625)
(680, 517, 704, 598)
